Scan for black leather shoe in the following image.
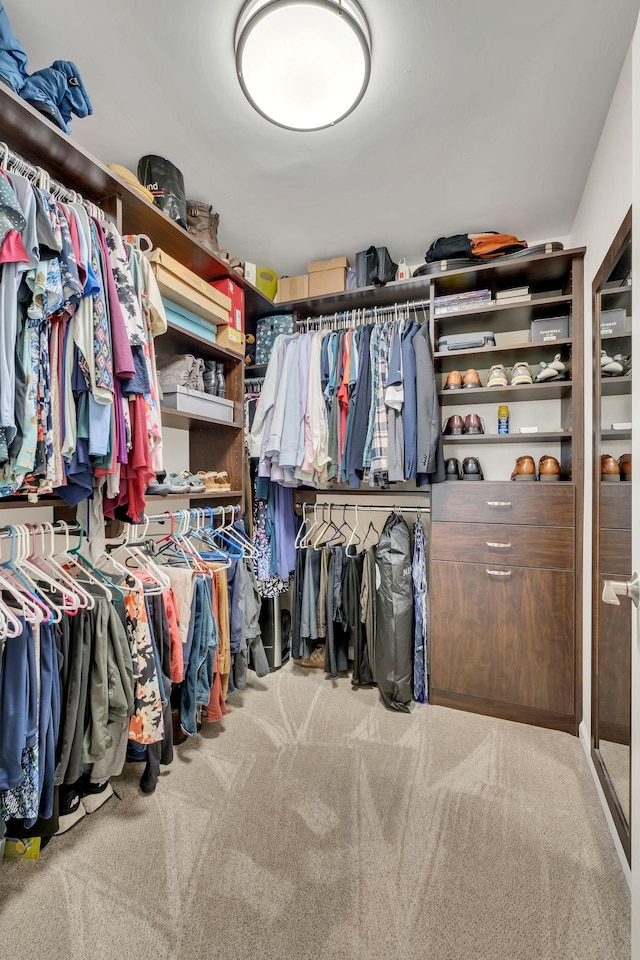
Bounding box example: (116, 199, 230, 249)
(445, 458, 461, 480)
(462, 456, 484, 480)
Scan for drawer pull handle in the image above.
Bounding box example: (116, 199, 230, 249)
(486, 541, 512, 549)
(486, 501, 512, 507)
(486, 569, 512, 577)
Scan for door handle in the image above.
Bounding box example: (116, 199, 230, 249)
(486, 569, 512, 577)
(602, 573, 640, 608)
(486, 541, 512, 549)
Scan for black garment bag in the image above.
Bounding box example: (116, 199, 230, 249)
(374, 513, 413, 712)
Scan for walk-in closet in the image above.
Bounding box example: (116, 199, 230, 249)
(0, 2, 638, 959)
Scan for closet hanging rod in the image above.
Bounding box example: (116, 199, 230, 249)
(297, 297, 430, 332)
(0, 519, 82, 541)
(0, 141, 105, 215)
(136, 505, 242, 526)
(294, 503, 429, 515)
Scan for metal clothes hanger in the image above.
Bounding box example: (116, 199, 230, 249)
(345, 504, 362, 557)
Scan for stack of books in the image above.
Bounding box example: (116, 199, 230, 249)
(434, 289, 492, 316)
(495, 286, 531, 305)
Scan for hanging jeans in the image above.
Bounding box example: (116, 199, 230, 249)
(180, 576, 217, 737)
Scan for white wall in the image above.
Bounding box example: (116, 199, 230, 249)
(569, 46, 633, 742)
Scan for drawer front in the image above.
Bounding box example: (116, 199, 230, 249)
(430, 560, 574, 716)
(600, 482, 631, 530)
(431, 521, 574, 569)
(431, 481, 575, 526)
(599, 528, 632, 577)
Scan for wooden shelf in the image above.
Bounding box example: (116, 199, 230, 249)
(0, 83, 274, 321)
(601, 375, 633, 396)
(161, 320, 243, 363)
(245, 364, 268, 378)
(430, 247, 584, 296)
(145, 490, 243, 501)
(434, 293, 572, 323)
(160, 406, 242, 430)
(602, 430, 632, 440)
(439, 381, 573, 405)
(601, 331, 632, 340)
(279, 276, 433, 315)
(443, 432, 571, 444)
(436, 337, 572, 368)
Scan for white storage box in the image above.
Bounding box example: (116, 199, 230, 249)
(161, 385, 235, 422)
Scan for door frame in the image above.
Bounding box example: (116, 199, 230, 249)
(590, 207, 632, 863)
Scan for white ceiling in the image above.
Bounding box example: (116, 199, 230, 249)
(5, 0, 639, 275)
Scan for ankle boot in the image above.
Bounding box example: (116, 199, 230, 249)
(203, 360, 217, 396)
(186, 201, 220, 254)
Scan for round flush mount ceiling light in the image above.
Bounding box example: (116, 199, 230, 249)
(235, 0, 372, 131)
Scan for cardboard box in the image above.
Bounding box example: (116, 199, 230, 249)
(308, 255, 350, 273)
(211, 278, 244, 333)
(216, 324, 246, 356)
(278, 274, 309, 302)
(530, 315, 570, 342)
(148, 249, 231, 326)
(308, 267, 347, 297)
(601, 307, 628, 336)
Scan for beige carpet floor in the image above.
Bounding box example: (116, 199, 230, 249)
(0, 666, 630, 960)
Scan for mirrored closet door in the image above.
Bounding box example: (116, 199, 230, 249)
(592, 208, 632, 862)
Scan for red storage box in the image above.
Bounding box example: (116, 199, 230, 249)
(211, 278, 245, 354)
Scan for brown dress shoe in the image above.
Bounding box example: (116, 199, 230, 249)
(444, 370, 462, 390)
(463, 413, 484, 435)
(601, 453, 620, 482)
(443, 414, 465, 435)
(538, 455, 562, 481)
(619, 453, 632, 481)
(511, 455, 537, 481)
(463, 368, 482, 388)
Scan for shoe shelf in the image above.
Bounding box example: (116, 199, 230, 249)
(435, 337, 572, 368)
(160, 406, 242, 431)
(145, 490, 243, 502)
(438, 381, 573, 405)
(601, 375, 633, 396)
(443, 431, 571, 444)
(601, 429, 632, 441)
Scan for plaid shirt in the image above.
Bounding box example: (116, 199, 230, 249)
(369, 321, 394, 482)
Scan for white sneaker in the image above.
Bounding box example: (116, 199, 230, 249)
(535, 354, 566, 382)
(487, 363, 508, 387)
(81, 780, 114, 814)
(511, 361, 533, 385)
(55, 788, 86, 834)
